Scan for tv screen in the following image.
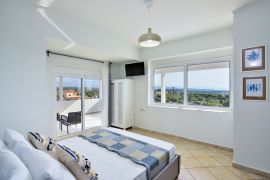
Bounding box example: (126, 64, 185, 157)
(125, 62, 145, 77)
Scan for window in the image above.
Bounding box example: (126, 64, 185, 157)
(188, 62, 230, 107)
(84, 79, 101, 99)
(56, 77, 60, 101)
(56, 76, 102, 136)
(153, 66, 184, 104)
(151, 60, 230, 109)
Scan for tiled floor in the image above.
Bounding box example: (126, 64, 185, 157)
(128, 128, 269, 180)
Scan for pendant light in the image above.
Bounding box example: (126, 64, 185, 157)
(138, 0, 161, 47)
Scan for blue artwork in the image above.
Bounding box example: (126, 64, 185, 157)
(244, 47, 264, 69)
(246, 50, 261, 61)
(247, 83, 262, 92)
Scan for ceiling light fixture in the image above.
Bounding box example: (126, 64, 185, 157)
(138, 0, 161, 48)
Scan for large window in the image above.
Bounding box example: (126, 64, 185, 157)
(152, 61, 230, 109)
(154, 67, 184, 104)
(188, 62, 230, 107)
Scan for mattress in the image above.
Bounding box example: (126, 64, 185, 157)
(59, 128, 176, 180)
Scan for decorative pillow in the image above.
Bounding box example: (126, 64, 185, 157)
(56, 144, 98, 180)
(28, 132, 57, 159)
(14, 142, 75, 180)
(0, 140, 32, 180)
(3, 128, 31, 151)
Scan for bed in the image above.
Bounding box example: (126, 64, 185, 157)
(59, 127, 180, 180)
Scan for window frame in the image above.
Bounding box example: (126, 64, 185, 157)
(55, 75, 103, 137)
(149, 57, 233, 112)
(153, 66, 185, 105)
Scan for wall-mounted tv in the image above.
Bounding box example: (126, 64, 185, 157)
(125, 62, 145, 77)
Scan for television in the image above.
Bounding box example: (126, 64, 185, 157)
(125, 62, 145, 77)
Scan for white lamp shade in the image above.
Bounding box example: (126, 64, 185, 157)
(138, 28, 161, 47)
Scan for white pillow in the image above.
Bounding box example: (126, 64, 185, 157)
(0, 140, 32, 180)
(3, 128, 30, 150)
(14, 142, 75, 180)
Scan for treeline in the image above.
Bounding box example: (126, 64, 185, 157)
(85, 88, 100, 98)
(154, 89, 229, 107)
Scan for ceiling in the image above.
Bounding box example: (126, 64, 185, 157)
(45, 0, 257, 46)
(46, 38, 129, 62)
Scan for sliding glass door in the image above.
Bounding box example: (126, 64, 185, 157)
(84, 79, 102, 130)
(56, 76, 102, 136)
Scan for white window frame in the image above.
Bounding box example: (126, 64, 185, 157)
(55, 75, 103, 137)
(148, 56, 233, 112)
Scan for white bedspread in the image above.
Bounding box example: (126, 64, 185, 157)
(59, 128, 176, 180)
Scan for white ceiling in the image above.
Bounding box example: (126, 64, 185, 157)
(45, 0, 257, 46)
(46, 38, 128, 62)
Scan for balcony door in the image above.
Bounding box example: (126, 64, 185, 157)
(56, 76, 102, 136)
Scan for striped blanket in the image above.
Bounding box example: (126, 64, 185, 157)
(80, 129, 169, 180)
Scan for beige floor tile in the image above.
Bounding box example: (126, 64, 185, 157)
(190, 150, 209, 157)
(205, 149, 226, 157)
(185, 144, 206, 151)
(208, 167, 240, 180)
(212, 156, 233, 166)
(178, 169, 195, 180)
(181, 163, 186, 169)
(197, 157, 222, 167)
(177, 150, 194, 158)
(189, 168, 218, 180)
(182, 157, 204, 168)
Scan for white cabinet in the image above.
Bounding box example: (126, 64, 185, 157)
(111, 79, 134, 129)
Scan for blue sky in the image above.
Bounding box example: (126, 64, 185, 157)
(57, 78, 100, 88)
(155, 68, 229, 91)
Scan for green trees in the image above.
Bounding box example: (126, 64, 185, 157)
(188, 92, 229, 107)
(154, 88, 229, 107)
(85, 88, 99, 98)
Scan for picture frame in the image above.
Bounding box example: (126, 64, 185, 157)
(243, 76, 267, 100)
(242, 46, 266, 71)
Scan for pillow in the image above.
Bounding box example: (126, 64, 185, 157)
(56, 144, 98, 180)
(4, 128, 30, 150)
(27, 132, 57, 159)
(13, 142, 75, 180)
(0, 140, 32, 180)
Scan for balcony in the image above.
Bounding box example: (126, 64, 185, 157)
(56, 98, 102, 136)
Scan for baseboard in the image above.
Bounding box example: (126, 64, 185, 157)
(133, 127, 233, 152)
(232, 162, 270, 178)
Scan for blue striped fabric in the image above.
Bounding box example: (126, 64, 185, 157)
(80, 129, 169, 180)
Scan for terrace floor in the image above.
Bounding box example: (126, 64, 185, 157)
(56, 112, 101, 136)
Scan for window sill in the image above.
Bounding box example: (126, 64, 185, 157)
(148, 104, 233, 113)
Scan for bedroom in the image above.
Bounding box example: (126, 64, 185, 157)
(1, 0, 270, 179)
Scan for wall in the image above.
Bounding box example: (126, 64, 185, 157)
(110, 63, 125, 80)
(0, 0, 55, 137)
(233, 0, 270, 173)
(134, 27, 234, 148)
(0, 0, 134, 138)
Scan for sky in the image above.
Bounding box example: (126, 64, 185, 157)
(155, 68, 229, 91)
(56, 77, 100, 88)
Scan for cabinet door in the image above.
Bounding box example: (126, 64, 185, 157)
(118, 82, 123, 126)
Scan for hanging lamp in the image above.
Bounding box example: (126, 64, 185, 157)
(138, 0, 161, 47)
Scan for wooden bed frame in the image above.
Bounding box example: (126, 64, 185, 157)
(153, 155, 180, 180)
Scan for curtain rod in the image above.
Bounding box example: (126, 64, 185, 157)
(46, 50, 105, 64)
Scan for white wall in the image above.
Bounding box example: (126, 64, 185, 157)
(0, 0, 55, 137)
(233, 0, 270, 173)
(0, 0, 134, 138)
(134, 27, 234, 148)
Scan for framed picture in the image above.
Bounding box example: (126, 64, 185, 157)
(243, 76, 266, 100)
(242, 46, 266, 71)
